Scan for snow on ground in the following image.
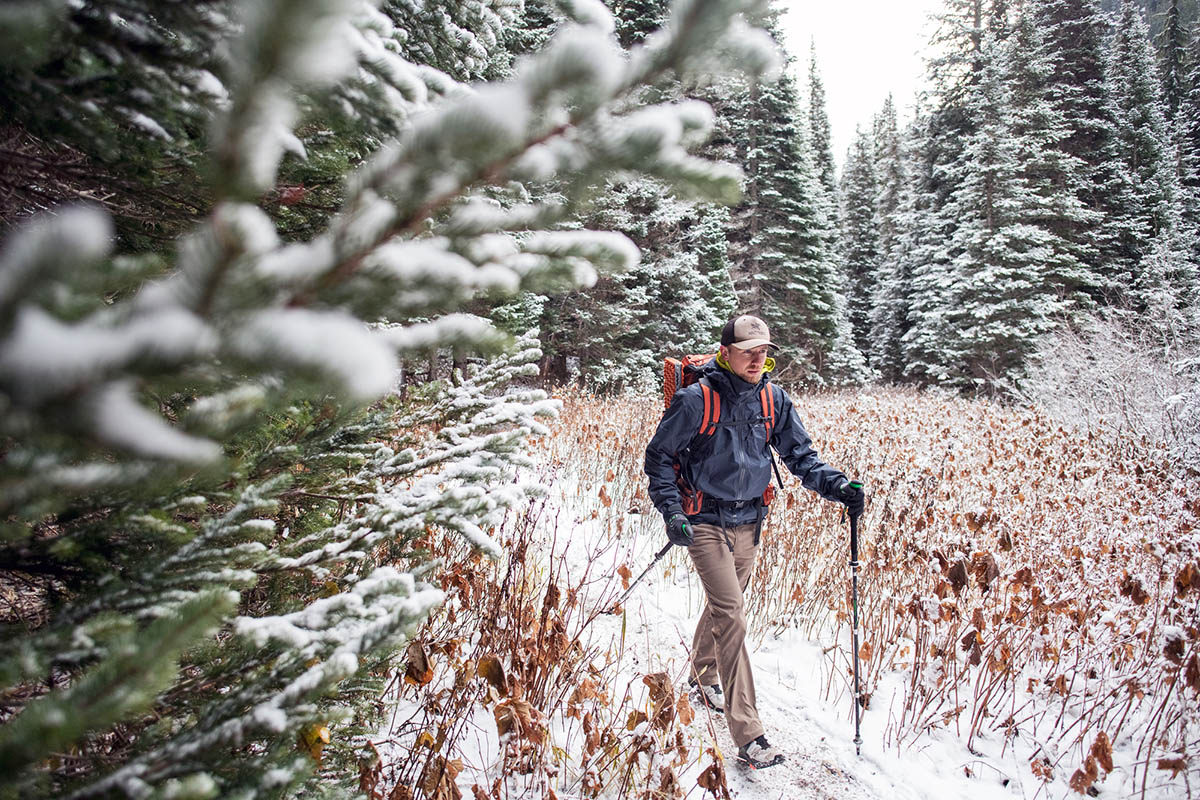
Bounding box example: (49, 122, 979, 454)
(379, 400, 1195, 800)
(561, 514, 1024, 800)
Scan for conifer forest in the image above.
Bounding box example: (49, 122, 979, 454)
(0, 0, 1198, 798)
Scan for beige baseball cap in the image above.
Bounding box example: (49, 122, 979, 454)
(720, 314, 780, 351)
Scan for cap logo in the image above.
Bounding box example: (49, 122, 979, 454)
(720, 313, 780, 350)
(738, 318, 768, 340)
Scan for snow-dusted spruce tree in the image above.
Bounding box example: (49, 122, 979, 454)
(807, 44, 840, 214)
(0, 0, 779, 796)
(1176, 18, 1200, 257)
(539, 182, 739, 388)
(900, 0, 996, 384)
(508, 0, 746, 388)
(708, 13, 852, 384)
(1003, 7, 1100, 316)
(941, 30, 1067, 390)
(866, 96, 910, 382)
(1035, 0, 1123, 302)
(1104, 0, 1180, 303)
(0, 0, 230, 243)
(838, 126, 881, 358)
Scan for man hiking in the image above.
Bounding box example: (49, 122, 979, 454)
(643, 314, 865, 770)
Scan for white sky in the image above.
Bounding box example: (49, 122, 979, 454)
(779, 0, 945, 173)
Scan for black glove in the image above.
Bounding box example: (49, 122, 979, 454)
(837, 480, 865, 518)
(664, 505, 693, 547)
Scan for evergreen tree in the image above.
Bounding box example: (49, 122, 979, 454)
(1037, 0, 1125, 300)
(0, 1, 231, 242)
(1004, 7, 1101, 314)
(0, 1, 776, 796)
(808, 43, 840, 203)
(1176, 19, 1200, 277)
(943, 32, 1067, 389)
(533, 182, 739, 387)
(838, 126, 881, 357)
(897, 106, 959, 385)
(867, 96, 910, 381)
(714, 43, 847, 383)
(1107, 0, 1182, 305)
(806, 43, 842, 281)
(612, 0, 671, 48)
(1161, 0, 1190, 119)
(900, 0, 995, 384)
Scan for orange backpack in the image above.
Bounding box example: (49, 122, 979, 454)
(662, 354, 781, 515)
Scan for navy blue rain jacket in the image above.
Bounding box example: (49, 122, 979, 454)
(644, 360, 847, 527)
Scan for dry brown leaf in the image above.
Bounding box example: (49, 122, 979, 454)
(477, 654, 507, 697)
(420, 755, 464, 800)
(1090, 731, 1113, 773)
(643, 671, 676, 730)
(542, 582, 561, 612)
(493, 698, 545, 745)
(972, 552, 1000, 592)
(1176, 562, 1199, 596)
(404, 641, 434, 686)
(948, 559, 969, 594)
(1120, 574, 1149, 605)
(1158, 757, 1188, 778)
(1185, 654, 1200, 694)
(697, 752, 731, 799)
(617, 564, 632, 589)
(570, 676, 598, 705)
(677, 694, 695, 726)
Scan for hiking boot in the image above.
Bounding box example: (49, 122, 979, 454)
(737, 735, 785, 769)
(689, 681, 724, 713)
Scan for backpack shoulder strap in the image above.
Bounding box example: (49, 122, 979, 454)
(759, 384, 778, 438)
(697, 377, 721, 437)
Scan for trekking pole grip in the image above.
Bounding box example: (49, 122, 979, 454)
(850, 515, 859, 564)
(848, 480, 863, 564)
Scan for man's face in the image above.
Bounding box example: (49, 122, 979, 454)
(721, 344, 769, 384)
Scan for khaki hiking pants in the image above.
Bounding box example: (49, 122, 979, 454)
(687, 521, 763, 748)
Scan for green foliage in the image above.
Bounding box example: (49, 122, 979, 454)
(0, 0, 781, 795)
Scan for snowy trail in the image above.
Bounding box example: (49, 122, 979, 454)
(569, 514, 1023, 800)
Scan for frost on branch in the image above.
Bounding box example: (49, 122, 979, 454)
(0, 0, 780, 795)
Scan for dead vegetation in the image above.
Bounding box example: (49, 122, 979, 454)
(376, 386, 1199, 799)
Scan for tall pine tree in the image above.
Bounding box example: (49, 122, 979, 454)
(838, 126, 881, 358)
(1107, 0, 1184, 306)
(867, 96, 911, 381)
(943, 31, 1066, 389)
(713, 32, 849, 382)
(0, 0, 778, 796)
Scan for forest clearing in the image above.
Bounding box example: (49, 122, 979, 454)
(374, 388, 1200, 799)
(5, 0, 1200, 796)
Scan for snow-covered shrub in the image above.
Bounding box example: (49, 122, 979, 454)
(1017, 310, 1200, 473)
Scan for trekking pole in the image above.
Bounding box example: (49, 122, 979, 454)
(605, 542, 672, 614)
(846, 480, 865, 756)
